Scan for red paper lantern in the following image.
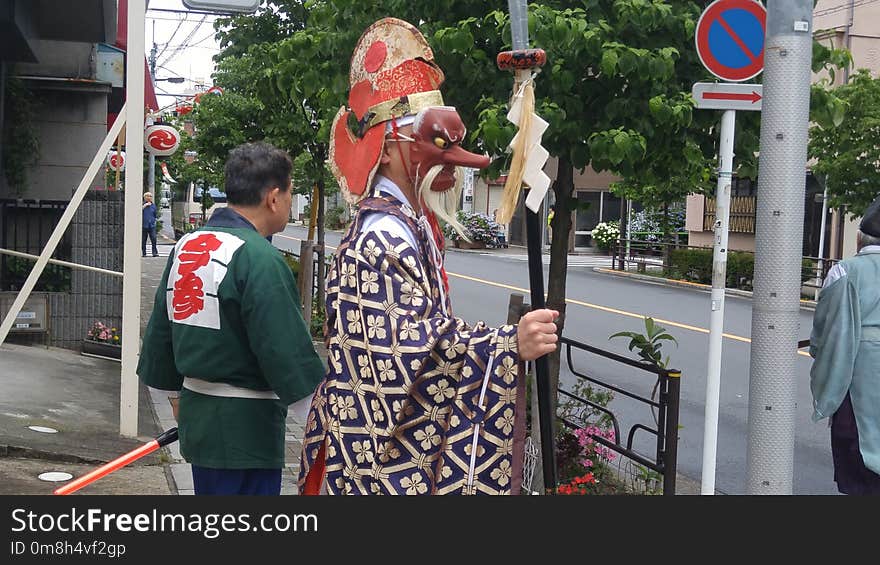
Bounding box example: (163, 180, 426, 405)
(144, 124, 181, 156)
(107, 150, 126, 172)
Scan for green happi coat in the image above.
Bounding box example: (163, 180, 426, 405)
(137, 209, 324, 469)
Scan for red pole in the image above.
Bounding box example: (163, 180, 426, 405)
(54, 428, 177, 495)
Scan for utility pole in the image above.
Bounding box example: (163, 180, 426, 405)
(147, 21, 157, 196)
(746, 0, 814, 494)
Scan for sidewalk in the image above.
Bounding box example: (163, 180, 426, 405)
(0, 343, 171, 495)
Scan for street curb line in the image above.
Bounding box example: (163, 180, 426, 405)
(592, 267, 818, 312)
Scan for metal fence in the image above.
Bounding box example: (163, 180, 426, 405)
(611, 238, 838, 294)
(557, 335, 682, 495)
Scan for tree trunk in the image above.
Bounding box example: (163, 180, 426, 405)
(546, 157, 574, 419)
(316, 177, 326, 314)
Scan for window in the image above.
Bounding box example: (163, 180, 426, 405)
(193, 186, 227, 203)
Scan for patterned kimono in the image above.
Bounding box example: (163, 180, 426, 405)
(299, 191, 526, 495)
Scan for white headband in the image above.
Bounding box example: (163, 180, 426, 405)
(385, 115, 416, 133)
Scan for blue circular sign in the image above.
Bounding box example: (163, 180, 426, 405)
(696, 0, 767, 82)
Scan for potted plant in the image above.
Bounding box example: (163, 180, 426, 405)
(82, 321, 122, 361)
(443, 210, 504, 249)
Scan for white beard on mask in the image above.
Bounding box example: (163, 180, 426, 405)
(418, 164, 469, 240)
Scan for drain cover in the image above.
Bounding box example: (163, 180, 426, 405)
(38, 472, 73, 482)
(27, 425, 58, 434)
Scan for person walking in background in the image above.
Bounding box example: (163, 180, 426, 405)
(547, 204, 555, 244)
(810, 194, 880, 495)
(142, 192, 159, 257)
(137, 142, 325, 495)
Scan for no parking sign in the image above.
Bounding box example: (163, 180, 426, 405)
(695, 0, 766, 82)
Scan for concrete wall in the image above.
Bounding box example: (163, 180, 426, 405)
(15, 40, 96, 79)
(814, 1, 880, 79)
(2, 79, 110, 201)
(688, 230, 756, 253)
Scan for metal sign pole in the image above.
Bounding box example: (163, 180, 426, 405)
(701, 109, 736, 495)
(120, 0, 146, 438)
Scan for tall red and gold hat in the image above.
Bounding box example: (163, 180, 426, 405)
(329, 18, 446, 203)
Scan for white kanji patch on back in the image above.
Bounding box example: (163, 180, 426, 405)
(166, 231, 245, 329)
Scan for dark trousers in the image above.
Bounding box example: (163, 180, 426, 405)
(191, 466, 282, 495)
(142, 227, 158, 256)
(831, 393, 880, 495)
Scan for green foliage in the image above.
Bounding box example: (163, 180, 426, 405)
(2, 76, 40, 196)
(3, 256, 71, 292)
(809, 69, 880, 218)
(310, 295, 326, 340)
(666, 249, 815, 290)
(282, 252, 300, 279)
(610, 317, 677, 369)
(557, 379, 615, 431)
(666, 248, 714, 284)
(443, 210, 503, 245)
(324, 205, 347, 230)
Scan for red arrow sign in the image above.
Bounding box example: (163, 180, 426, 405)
(702, 90, 761, 104)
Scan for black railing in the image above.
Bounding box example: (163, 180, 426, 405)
(558, 335, 682, 495)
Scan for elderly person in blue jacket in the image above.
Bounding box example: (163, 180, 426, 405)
(810, 194, 880, 495)
(142, 192, 159, 257)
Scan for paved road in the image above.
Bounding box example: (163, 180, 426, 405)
(274, 224, 834, 494)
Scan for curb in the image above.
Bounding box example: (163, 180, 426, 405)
(592, 267, 818, 312)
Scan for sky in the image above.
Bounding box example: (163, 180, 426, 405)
(143, 0, 225, 111)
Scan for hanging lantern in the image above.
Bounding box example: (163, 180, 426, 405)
(144, 124, 181, 156)
(107, 150, 126, 172)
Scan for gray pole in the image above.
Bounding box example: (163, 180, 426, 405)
(746, 0, 813, 494)
(148, 33, 157, 195)
(701, 109, 736, 495)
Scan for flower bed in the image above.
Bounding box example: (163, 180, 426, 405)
(82, 321, 121, 360)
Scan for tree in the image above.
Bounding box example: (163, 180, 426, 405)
(204, 0, 849, 420)
(809, 69, 880, 218)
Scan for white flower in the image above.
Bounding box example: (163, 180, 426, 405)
(346, 310, 362, 334)
(340, 263, 357, 288)
(426, 379, 455, 403)
(400, 282, 424, 307)
(360, 271, 379, 294)
(353, 440, 374, 464)
(490, 459, 512, 487)
(494, 356, 517, 385)
(376, 358, 396, 382)
(413, 424, 441, 450)
(362, 239, 382, 265)
(366, 315, 387, 339)
(400, 472, 428, 495)
(399, 322, 420, 341)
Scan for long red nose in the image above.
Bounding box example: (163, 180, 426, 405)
(441, 146, 490, 169)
